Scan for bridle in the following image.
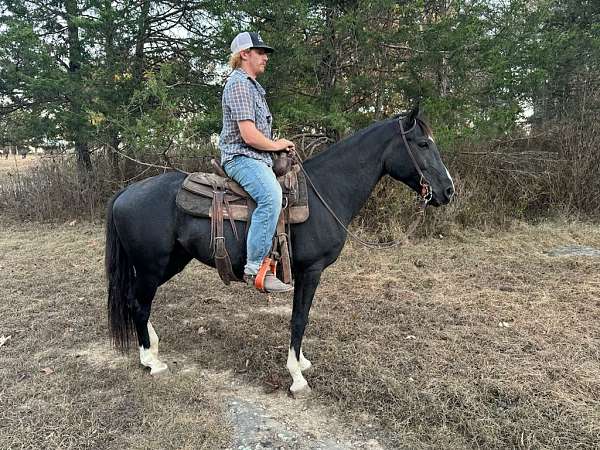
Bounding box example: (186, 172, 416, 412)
(398, 118, 433, 206)
(292, 116, 434, 249)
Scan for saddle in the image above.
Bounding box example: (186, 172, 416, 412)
(176, 158, 309, 286)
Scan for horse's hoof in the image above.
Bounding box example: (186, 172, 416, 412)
(150, 363, 169, 377)
(289, 381, 312, 399)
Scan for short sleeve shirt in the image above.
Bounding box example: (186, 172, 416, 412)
(219, 68, 273, 166)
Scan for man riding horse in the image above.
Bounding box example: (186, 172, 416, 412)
(105, 32, 455, 392)
(219, 31, 296, 294)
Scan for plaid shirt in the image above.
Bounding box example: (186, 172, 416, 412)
(219, 68, 273, 166)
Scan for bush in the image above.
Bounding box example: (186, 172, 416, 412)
(357, 117, 600, 235)
(0, 149, 216, 222)
(2, 118, 599, 232)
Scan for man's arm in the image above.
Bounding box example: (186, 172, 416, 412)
(238, 120, 295, 152)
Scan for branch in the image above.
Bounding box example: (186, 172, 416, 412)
(108, 144, 189, 174)
(290, 133, 330, 141)
(491, 133, 555, 144)
(381, 43, 426, 53)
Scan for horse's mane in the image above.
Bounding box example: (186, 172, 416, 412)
(304, 119, 392, 164)
(417, 118, 434, 140)
(305, 115, 433, 164)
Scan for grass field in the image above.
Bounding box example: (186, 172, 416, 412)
(1, 216, 599, 449)
(0, 153, 41, 175)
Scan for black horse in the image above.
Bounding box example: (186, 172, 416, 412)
(105, 106, 454, 395)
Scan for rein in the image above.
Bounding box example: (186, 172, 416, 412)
(293, 118, 431, 249)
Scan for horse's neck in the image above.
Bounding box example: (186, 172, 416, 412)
(303, 127, 392, 225)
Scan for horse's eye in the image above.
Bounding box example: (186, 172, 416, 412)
(418, 141, 428, 148)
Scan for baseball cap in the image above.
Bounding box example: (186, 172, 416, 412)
(230, 32, 274, 54)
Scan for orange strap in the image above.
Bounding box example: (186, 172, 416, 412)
(254, 257, 272, 292)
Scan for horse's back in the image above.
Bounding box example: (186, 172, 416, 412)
(111, 172, 187, 271)
(113, 171, 185, 214)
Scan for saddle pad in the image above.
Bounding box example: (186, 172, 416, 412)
(176, 170, 309, 224)
(184, 172, 248, 199)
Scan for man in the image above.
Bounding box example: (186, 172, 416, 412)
(219, 31, 294, 293)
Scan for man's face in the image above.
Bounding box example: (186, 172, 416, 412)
(241, 48, 269, 76)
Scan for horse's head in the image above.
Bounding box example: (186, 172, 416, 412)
(384, 106, 454, 207)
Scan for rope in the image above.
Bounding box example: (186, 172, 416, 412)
(294, 157, 427, 249)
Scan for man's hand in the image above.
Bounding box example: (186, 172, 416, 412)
(238, 120, 295, 152)
(274, 138, 295, 152)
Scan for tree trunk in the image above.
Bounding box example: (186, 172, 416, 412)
(101, 0, 122, 175)
(65, 0, 92, 173)
(320, 6, 341, 141)
(133, 0, 151, 84)
(76, 141, 92, 173)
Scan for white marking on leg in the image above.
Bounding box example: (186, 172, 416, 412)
(287, 347, 309, 394)
(444, 165, 455, 196)
(299, 348, 312, 372)
(139, 346, 168, 376)
(147, 321, 159, 357)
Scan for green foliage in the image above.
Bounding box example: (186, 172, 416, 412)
(0, 0, 597, 168)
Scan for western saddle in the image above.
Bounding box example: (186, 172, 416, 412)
(176, 157, 309, 287)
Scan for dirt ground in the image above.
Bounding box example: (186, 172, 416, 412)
(1, 215, 599, 449)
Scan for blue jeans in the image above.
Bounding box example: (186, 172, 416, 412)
(223, 156, 282, 275)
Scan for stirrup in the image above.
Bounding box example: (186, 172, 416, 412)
(254, 257, 273, 293)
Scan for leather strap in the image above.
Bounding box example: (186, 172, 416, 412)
(399, 119, 432, 203)
(255, 257, 272, 292)
(212, 190, 239, 285)
(276, 212, 292, 284)
(223, 197, 239, 241)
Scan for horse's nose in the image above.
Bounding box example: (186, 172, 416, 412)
(445, 185, 455, 201)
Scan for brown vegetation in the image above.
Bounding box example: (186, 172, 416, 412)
(1, 220, 599, 449)
(357, 117, 600, 235)
(2, 119, 600, 234)
(1, 118, 599, 448)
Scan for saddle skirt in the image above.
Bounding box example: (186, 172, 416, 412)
(176, 166, 309, 224)
(175, 164, 309, 286)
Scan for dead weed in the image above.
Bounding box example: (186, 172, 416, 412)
(1, 219, 599, 449)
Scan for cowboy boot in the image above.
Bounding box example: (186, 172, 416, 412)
(244, 257, 293, 293)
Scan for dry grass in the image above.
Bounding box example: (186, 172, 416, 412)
(1, 218, 599, 449)
(0, 222, 230, 449)
(0, 153, 41, 176)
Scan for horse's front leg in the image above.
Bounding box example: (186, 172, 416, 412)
(288, 268, 322, 397)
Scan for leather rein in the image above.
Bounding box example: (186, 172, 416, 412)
(294, 118, 432, 249)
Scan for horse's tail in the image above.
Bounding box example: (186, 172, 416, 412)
(105, 188, 135, 352)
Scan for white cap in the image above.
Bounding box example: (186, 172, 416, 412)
(230, 32, 274, 54)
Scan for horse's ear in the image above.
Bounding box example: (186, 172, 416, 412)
(407, 103, 422, 124)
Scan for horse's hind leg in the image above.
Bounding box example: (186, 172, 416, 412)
(133, 276, 168, 376)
